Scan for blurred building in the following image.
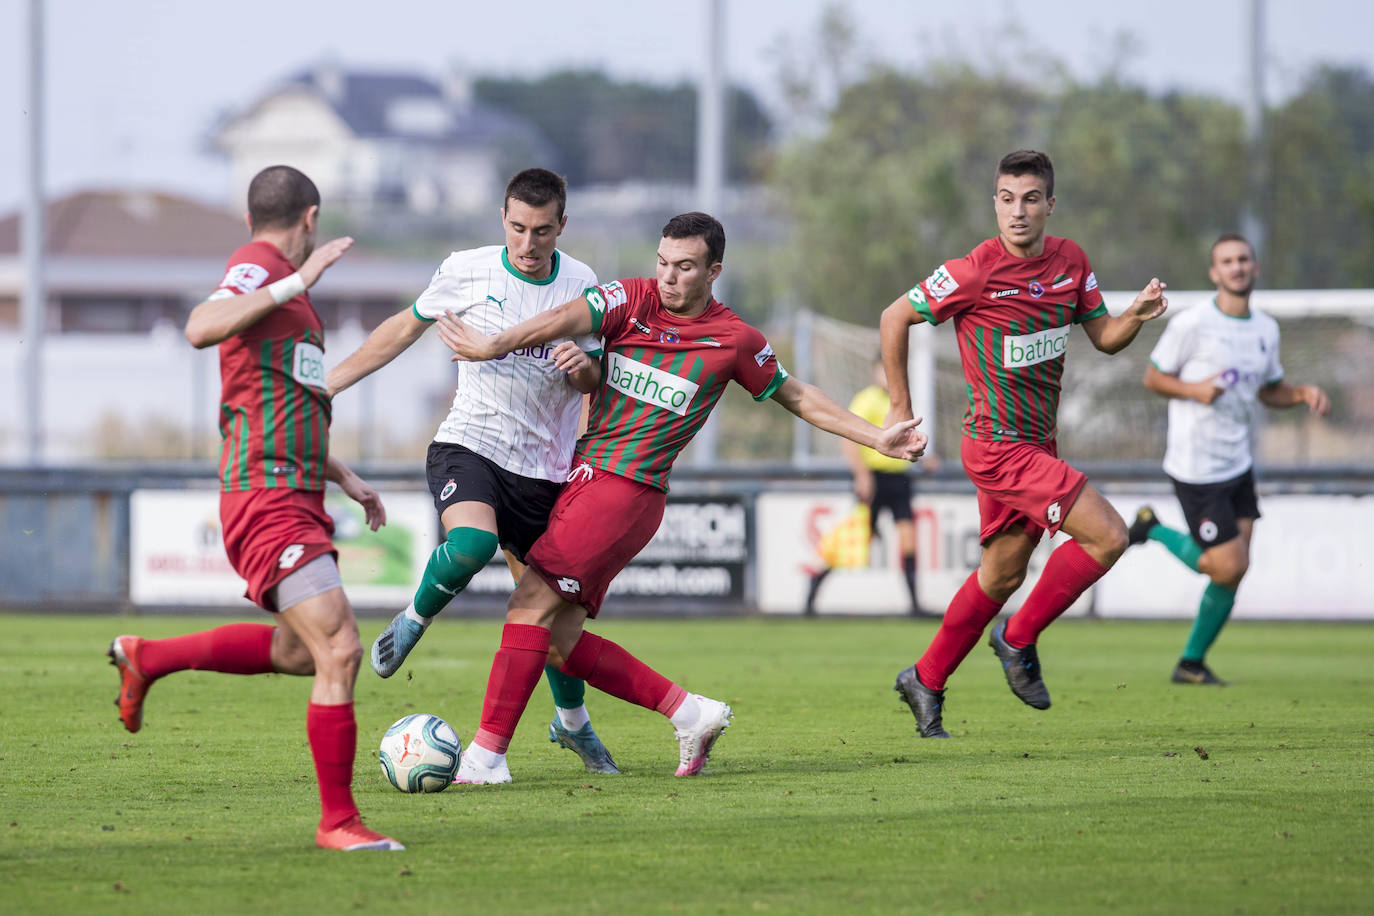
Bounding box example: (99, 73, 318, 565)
(210, 62, 555, 216)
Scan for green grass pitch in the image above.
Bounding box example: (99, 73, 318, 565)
(2, 614, 1371, 914)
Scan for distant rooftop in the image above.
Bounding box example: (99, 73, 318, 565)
(0, 190, 244, 259)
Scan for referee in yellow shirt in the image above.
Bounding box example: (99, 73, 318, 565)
(806, 357, 929, 616)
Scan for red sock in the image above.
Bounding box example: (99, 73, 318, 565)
(916, 571, 1004, 690)
(561, 632, 683, 715)
(306, 701, 359, 831)
(139, 623, 276, 679)
(473, 624, 550, 755)
(1004, 540, 1108, 647)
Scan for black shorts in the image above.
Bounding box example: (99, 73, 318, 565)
(869, 470, 915, 534)
(1170, 468, 1260, 549)
(425, 442, 562, 563)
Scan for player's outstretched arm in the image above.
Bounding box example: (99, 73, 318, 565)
(436, 295, 595, 362)
(1081, 278, 1168, 355)
(1143, 364, 1225, 405)
(185, 237, 353, 349)
(327, 308, 430, 397)
(1259, 380, 1331, 416)
(879, 293, 926, 423)
(325, 454, 386, 532)
(771, 376, 927, 461)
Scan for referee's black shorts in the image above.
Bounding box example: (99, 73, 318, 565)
(869, 470, 915, 534)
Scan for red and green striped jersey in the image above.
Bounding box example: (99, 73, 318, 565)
(906, 236, 1107, 443)
(580, 277, 788, 491)
(210, 241, 331, 492)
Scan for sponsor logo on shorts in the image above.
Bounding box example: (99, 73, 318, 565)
(1003, 325, 1071, 369)
(292, 342, 326, 389)
(924, 266, 959, 302)
(992, 288, 1020, 298)
(557, 576, 581, 594)
(278, 544, 306, 569)
(1047, 501, 1062, 525)
(568, 462, 594, 483)
(221, 263, 269, 293)
(607, 351, 699, 416)
(1199, 519, 1219, 542)
(754, 343, 775, 367)
(439, 479, 457, 501)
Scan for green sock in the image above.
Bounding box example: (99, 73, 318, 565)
(1182, 582, 1236, 662)
(412, 527, 499, 618)
(1147, 523, 1203, 572)
(544, 665, 587, 709)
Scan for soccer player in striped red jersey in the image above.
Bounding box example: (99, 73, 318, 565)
(105, 166, 403, 851)
(434, 212, 928, 783)
(880, 150, 1169, 738)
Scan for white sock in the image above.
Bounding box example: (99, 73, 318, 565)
(669, 693, 701, 730)
(403, 604, 431, 627)
(466, 741, 505, 770)
(556, 705, 590, 731)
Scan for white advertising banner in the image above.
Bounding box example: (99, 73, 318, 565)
(1100, 493, 1374, 619)
(130, 490, 438, 607)
(756, 492, 1090, 617)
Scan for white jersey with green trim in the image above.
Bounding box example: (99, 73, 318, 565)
(413, 245, 601, 482)
(1149, 299, 1283, 485)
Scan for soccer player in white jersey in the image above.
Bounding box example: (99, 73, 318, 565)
(326, 168, 619, 773)
(1126, 233, 1330, 685)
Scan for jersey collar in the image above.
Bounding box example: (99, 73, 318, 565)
(501, 248, 560, 285)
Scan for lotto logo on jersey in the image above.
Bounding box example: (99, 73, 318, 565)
(584, 281, 627, 318)
(606, 351, 699, 416)
(1003, 325, 1071, 369)
(924, 266, 959, 302)
(292, 342, 326, 388)
(221, 263, 269, 293)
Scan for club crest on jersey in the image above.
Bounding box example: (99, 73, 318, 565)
(924, 266, 959, 302)
(660, 327, 680, 343)
(1028, 281, 1046, 298)
(439, 479, 457, 501)
(221, 263, 269, 293)
(607, 351, 699, 416)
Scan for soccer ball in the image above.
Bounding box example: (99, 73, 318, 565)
(378, 713, 462, 793)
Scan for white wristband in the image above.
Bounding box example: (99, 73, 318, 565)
(267, 272, 306, 305)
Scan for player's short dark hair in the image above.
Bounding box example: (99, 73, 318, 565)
(247, 165, 320, 231)
(662, 211, 726, 266)
(504, 168, 567, 219)
(997, 150, 1055, 198)
(1210, 232, 1255, 262)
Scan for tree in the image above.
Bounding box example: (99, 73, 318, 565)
(474, 70, 772, 185)
(1266, 66, 1374, 288)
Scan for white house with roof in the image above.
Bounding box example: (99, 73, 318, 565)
(211, 62, 555, 215)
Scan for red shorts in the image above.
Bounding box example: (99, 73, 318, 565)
(960, 437, 1087, 545)
(220, 488, 337, 612)
(526, 465, 666, 617)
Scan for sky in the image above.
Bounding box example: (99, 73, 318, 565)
(2, 0, 1373, 213)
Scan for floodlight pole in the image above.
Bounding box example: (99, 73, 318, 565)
(21, 0, 46, 465)
(1241, 0, 1267, 260)
(691, 0, 726, 467)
